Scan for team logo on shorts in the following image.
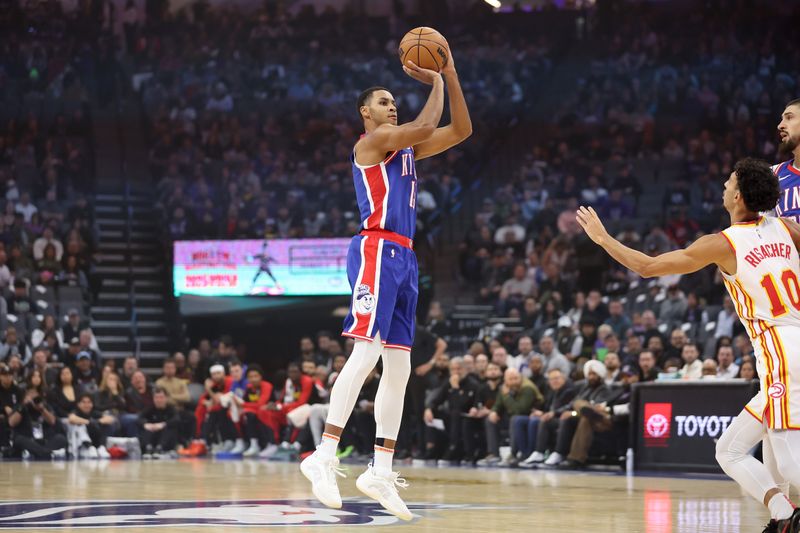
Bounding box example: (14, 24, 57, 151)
(0, 499, 520, 528)
(354, 284, 376, 315)
(768, 382, 787, 399)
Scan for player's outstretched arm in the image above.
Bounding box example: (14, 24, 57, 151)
(414, 49, 473, 161)
(576, 206, 735, 277)
(361, 63, 445, 156)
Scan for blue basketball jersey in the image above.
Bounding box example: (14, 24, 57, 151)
(351, 146, 418, 241)
(774, 159, 800, 222)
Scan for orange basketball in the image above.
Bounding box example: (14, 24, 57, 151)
(398, 27, 449, 72)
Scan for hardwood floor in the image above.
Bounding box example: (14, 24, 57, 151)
(0, 459, 770, 532)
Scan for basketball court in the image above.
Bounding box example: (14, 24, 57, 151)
(0, 460, 768, 531)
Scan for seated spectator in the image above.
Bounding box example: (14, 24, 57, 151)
(637, 350, 661, 382)
(604, 352, 622, 385)
(95, 372, 126, 416)
(238, 365, 275, 458)
(31, 315, 63, 353)
(184, 364, 237, 456)
(424, 357, 483, 464)
(67, 393, 114, 458)
(155, 357, 191, 409)
(603, 300, 632, 339)
(261, 362, 314, 447)
(535, 335, 571, 376)
(518, 368, 576, 466)
(73, 351, 99, 394)
(119, 356, 139, 390)
(702, 359, 719, 379)
(0, 326, 32, 366)
(123, 371, 153, 437)
(715, 345, 740, 379)
(138, 387, 180, 458)
(48, 366, 78, 418)
(0, 363, 22, 449)
(33, 228, 64, 261)
(679, 343, 703, 380)
(60, 309, 85, 350)
(8, 370, 66, 459)
(479, 368, 543, 466)
(537, 360, 614, 467)
(498, 263, 536, 315)
(557, 366, 639, 470)
(738, 360, 757, 381)
(78, 329, 101, 367)
(28, 347, 58, 387)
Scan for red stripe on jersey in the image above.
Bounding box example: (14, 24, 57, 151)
(363, 165, 387, 229)
(350, 237, 380, 338)
(789, 161, 800, 175)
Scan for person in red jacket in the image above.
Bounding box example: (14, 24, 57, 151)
(239, 365, 276, 457)
(179, 364, 235, 457)
(261, 362, 313, 445)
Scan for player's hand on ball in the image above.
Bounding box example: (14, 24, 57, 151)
(403, 60, 442, 85)
(576, 206, 608, 245)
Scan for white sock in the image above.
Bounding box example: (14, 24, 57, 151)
(373, 445, 394, 474)
(317, 433, 339, 458)
(768, 492, 795, 520)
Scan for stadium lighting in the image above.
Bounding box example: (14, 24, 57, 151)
(484, 0, 501, 8)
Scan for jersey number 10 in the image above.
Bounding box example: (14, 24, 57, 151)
(761, 269, 800, 317)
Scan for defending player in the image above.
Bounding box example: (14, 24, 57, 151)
(577, 159, 800, 532)
(300, 50, 471, 520)
(774, 98, 800, 222)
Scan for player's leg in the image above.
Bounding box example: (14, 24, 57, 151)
(302, 236, 386, 508)
(356, 246, 415, 521)
(763, 432, 791, 496)
(715, 408, 795, 521)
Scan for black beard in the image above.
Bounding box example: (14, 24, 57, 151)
(779, 136, 799, 157)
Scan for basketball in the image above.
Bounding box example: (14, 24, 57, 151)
(398, 27, 449, 72)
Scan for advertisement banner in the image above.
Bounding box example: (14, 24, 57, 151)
(173, 239, 351, 297)
(633, 381, 758, 472)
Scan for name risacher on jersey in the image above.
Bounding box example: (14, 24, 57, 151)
(743, 242, 793, 268)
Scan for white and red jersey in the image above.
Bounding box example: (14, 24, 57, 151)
(720, 215, 800, 429)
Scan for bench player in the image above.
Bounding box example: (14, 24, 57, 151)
(300, 50, 471, 520)
(577, 159, 800, 532)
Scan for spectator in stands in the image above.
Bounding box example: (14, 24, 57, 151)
(604, 352, 622, 385)
(67, 393, 113, 458)
(0, 363, 22, 450)
(155, 357, 190, 409)
(61, 309, 85, 350)
(664, 328, 688, 362)
(557, 365, 639, 470)
(48, 366, 77, 418)
(95, 372, 126, 417)
(139, 387, 180, 459)
(262, 362, 313, 447)
(702, 359, 719, 379)
(679, 343, 703, 380)
(198, 365, 238, 455)
(637, 350, 661, 382)
(538, 360, 613, 467)
(15, 193, 38, 223)
(738, 360, 757, 381)
(120, 356, 139, 390)
(479, 368, 543, 466)
(31, 316, 62, 353)
(0, 250, 12, 292)
(32, 227, 63, 261)
(535, 335, 571, 376)
(604, 300, 631, 339)
(238, 365, 275, 458)
(123, 371, 152, 437)
(0, 326, 31, 365)
(498, 263, 536, 314)
(78, 329, 101, 367)
(714, 298, 737, 340)
(8, 370, 66, 459)
(517, 368, 576, 467)
(28, 347, 57, 387)
(73, 351, 99, 394)
(716, 345, 740, 379)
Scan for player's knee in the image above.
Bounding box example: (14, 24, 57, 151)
(715, 432, 745, 467)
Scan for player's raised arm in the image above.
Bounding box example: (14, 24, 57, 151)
(413, 48, 473, 161)
(358, 64, 445, 157)
(576, 206, 736, 277)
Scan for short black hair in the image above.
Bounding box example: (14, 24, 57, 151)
(734, 158, 780, 213)
(357, 86, 389, 115)
(77, 393, 93, 403)
(247, 364, 263, 377)
(786, 98, 800, 109)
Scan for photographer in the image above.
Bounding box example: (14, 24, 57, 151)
(8, 370, 67, 459)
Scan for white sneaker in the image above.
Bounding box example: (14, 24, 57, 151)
(356, 464, 413, 521)
(97, 446, 111, 459)
(522, 451, 545, 465)
(300, 451, 346, 509)
(243, 440, 261, 457)
(258, 443, 279, 459)
(230, 439, 247, 454)
(51, 448, 67, 460)
(80, 446, 99, 459)
(21, 450, 31, 461)
(221, 440, 235, 452)
(543, 451, 563, 466)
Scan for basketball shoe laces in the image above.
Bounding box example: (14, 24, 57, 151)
(374, 471, 410, 499)
(321, 458, 347, 485)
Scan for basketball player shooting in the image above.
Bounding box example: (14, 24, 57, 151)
(300, 40, 471, 520)
(577, 159, 800, 532)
